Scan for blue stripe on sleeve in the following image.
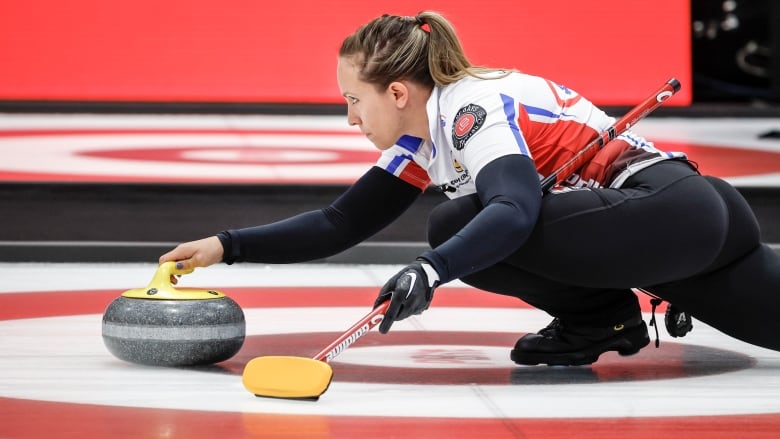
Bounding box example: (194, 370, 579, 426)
(386, 153, 413, 175)
(500, 94, 530, 155)
(521, 104, 560, 119)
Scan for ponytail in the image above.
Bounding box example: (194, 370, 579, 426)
(340, 11, 507, 89)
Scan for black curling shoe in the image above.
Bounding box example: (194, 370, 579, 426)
(510, 316, 650, 366)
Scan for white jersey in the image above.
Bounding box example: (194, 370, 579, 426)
(375, 71, 685, 197)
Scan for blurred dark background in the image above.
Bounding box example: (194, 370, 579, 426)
(692, 0, 779, 105)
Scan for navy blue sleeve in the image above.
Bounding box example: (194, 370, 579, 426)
(419, 154, 542, 283)
(218, 166, 422, 264)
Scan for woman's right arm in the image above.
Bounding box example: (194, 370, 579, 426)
(160, 166, 423, 269)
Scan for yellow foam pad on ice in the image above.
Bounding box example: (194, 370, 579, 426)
(242, 356, 334, 400)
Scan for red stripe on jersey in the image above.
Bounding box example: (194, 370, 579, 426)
(526, 119, 600, 176)
(545, 79, 582, 109)
(399, 160, 431, 191)
(516, 103, 531, 137)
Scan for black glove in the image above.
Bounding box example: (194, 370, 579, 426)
(374, 261, 440, 334)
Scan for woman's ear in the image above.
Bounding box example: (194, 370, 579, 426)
(387, 81, 410, 108)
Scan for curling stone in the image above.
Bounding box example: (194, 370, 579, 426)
(102, 261, 245, 367)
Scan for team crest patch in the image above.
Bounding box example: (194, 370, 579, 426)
(452, 104, 486, 150)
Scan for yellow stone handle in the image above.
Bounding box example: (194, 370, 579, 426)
(121, 261, 225, 300)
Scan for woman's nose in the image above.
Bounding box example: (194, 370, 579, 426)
(347, 110, 360, 126)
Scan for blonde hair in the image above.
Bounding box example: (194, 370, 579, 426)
(339, 11, 506, 89)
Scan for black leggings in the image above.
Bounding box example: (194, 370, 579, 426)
(427, 160, 780, 350)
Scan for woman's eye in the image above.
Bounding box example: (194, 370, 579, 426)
(348, 96, 358, 105)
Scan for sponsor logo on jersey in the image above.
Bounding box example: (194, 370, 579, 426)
(453, 159, 464, 173)
(452, 104, 486, 150)
(448, 169, 471, 188)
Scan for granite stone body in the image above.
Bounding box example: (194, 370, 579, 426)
(102, 296, 246, 366)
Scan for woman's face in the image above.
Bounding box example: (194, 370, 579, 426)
(337, 56, 404, 150)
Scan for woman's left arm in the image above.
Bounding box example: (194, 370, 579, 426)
(419, 154, 542, 283)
